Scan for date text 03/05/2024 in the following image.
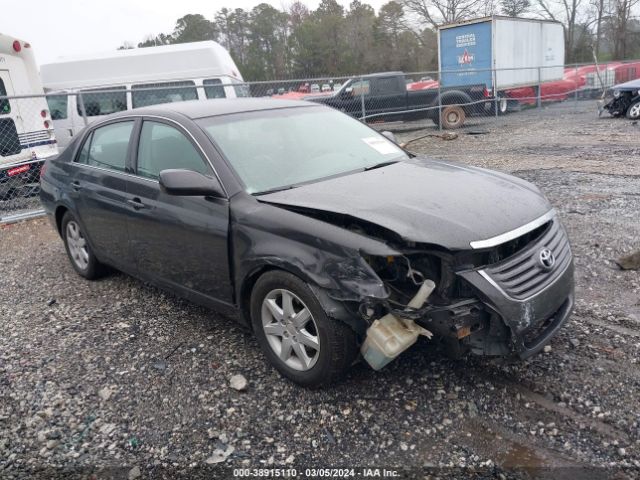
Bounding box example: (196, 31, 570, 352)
(232, 468, 400, 477)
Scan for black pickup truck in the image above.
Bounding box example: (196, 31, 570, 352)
(304, 71, 494, 129)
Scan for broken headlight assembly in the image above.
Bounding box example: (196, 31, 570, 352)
(359, 253, 488, 369)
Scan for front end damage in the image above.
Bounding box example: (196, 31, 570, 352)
(307, 209, 574, 368)
(237, 197, 574, 370)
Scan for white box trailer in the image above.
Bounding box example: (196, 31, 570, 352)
(40, 41, 247, 148)
(438, 16, 565, 92)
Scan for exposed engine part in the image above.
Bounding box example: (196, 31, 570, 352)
(361, 280, 435, 370)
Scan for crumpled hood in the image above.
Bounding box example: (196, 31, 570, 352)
(613, 78, 640, 91)
(258, 158, 552, 250)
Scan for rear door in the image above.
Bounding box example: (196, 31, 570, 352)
(70, 119, 137, 269)
(125, 118, 233, 303)
(0, 71, 24, 161)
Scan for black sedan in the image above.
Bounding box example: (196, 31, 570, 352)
(40, 99, 574, 387)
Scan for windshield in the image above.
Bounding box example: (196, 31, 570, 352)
(197, 106, 407, 194)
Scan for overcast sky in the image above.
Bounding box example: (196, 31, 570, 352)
(4, 0, 390, 66)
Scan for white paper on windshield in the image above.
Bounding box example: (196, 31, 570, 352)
(362, 137, 401, 155)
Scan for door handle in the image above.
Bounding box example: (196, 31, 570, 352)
(127, 198, 146, 210)
(71, 181, 82, 191)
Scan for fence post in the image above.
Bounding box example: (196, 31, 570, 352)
(437, 72, 442, 132)
(574, 63, 578, 111)
(493, 67, 499, 122)
(537, 67, 542, 110)
(360, 76, 365, 121)
(77, 92, 88, 127)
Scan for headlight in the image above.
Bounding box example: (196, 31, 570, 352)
(613, 90, 621, 98)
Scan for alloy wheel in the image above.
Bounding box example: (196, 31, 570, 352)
(66, 220, 89, 270)
(261, 289, 320, 371)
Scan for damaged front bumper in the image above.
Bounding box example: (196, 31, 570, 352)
(458, 259, 574, 359)
(434, 217, 574, 359)
(352, 214, 574, 365)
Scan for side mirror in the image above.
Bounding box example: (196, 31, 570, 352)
(380, 131, 398, 144)
(159, 169, 225, 197)
(341, 87, 354, 98)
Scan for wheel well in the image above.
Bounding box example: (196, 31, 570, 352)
(54, 206, 68, 236)
(239, 265, 280, 329)
(439, 93, 473, 112)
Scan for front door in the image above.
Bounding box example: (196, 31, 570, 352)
(125, 119, 233, 303)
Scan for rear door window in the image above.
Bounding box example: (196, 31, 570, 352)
(77, 87, 127, 117)
(132, 81, 198, 108)
(373, 77, 402, 95)
(136, 121, 210, 180)
(47, 94, 68, 120)
(0, 118, 21, 156)
(203, 79, 226, 99)
(0, 79, 10, 115)
(76, 121, 134, 172)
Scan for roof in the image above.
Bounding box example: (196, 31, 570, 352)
(40, 41, 243, 90)
(438, 16, 563, 30)
(108, 98, 317, 120)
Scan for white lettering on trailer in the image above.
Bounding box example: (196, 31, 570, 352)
(455, 33, 476, 48)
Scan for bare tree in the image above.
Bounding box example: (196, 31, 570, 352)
(401, 0, 488, 28)
(501, 0, 532, 16)
(611, 0, 640, 58)
(536, 0, 585, 60)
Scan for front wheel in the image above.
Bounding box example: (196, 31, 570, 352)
(250, 271, 358, 387)
(626, 100, 640, 119)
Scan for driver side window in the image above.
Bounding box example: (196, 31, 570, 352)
(136, 121, 211, 180)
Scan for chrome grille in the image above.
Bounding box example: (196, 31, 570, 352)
(483, 220, 571, 300)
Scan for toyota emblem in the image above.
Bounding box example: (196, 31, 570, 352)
(538, 248, 555, 271)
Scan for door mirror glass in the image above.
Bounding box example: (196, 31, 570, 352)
(159, 169, 224, 197)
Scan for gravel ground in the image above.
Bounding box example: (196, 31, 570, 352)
(1, 103, 640, 479)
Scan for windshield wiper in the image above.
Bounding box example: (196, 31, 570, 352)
(364, 160, 400, 171)
(253, 184, 298, 196)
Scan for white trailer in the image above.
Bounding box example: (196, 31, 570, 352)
(438, 16, 565, 92)
(40, 41, 247, 148)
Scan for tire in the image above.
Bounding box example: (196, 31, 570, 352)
(626, 100, 640, 120)
(437, 105, 466, 129)
(61, 211, 106, 279)
(492, 96, 508, 115)
(250, 270, 358, 387)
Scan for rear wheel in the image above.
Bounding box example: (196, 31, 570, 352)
(435, 105, 466, 129)
(626, 100, 640, 119)
(61, 211, 105, 279)
(491, 96, 508, 115)
(250, 271, 358, 387)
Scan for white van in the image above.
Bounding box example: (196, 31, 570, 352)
(40, 41, 248, 148)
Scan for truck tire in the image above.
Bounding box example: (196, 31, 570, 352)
(437, 105, 466, 129)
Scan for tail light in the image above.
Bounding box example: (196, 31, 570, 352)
(7, 164, 30, 177)
(44, 120, 50, 129)
(12, 40, 21, 53)
(41, 110, 48, 118)
(483, 87, 490, 98)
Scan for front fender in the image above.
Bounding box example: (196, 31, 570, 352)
(230, 195, 398, 329)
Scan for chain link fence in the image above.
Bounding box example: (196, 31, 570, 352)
(1, 59, 638, 223)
